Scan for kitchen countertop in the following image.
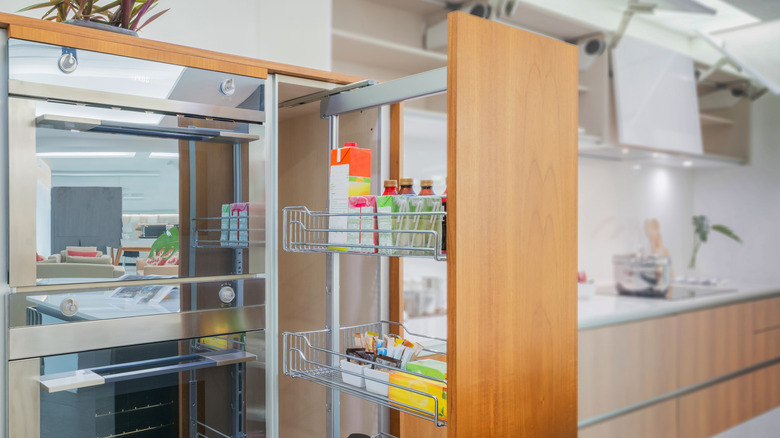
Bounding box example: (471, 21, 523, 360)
(579, 280, 780, 330)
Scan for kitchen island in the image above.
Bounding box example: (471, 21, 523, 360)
(578, 281, 780, 438)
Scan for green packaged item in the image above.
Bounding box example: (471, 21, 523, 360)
(376, 195, 394, 255)
(405, 358, 447, 380)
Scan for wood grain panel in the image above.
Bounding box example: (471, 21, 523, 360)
(678, 373, 754, 438)
(2, 12, 363, 84)
(677, 302, 755, 388)
(579, 316, 678, 420)
(578, 399, 678, 438)
(389, 102, 404, 438)
(754, 295, 780, 332)
(446, 12, 578, 437)
(753, 362, 780, 417)
(754, 327, 780, 364)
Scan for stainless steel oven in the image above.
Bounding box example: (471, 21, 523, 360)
(3, 36, 277, 438)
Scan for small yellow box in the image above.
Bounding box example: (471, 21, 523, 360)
(388, 371, 447, 421)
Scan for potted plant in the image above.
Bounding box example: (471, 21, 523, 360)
(689, 215, 742, 271)
(19, 0, 169, 35)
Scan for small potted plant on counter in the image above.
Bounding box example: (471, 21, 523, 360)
(19, 0, 170, 36)
(689, 215, 742, 272)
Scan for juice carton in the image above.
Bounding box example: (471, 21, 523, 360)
(221, 204, 231, 247)
(231, 202, 249, 246)
(348, 196, 377, 253)
(329, 143, 371, 251)
(376, 196, 394, 255)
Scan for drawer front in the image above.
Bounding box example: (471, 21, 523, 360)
(677, 301, 754, 387)
(754, 362, 780, 416)
(754, 295, 780, 332)
(579, 400, 677, 438)
(579, 316, 678, 420)
(678, 373, 754, 438)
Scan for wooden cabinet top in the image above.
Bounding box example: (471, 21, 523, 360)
(0, 12, 363, 84)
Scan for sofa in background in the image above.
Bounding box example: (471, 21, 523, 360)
(37, 248, 126, 279)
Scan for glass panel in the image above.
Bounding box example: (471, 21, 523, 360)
(9, 278, 264, 328)
(38, 331, 265, 438)
(27, 101, 265, 286)
(401, 107, 447, 341)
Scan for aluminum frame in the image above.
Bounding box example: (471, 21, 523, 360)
(10, 79, 265, 124)
(320, 68, 446, 118)
(9, 305, 266, 360)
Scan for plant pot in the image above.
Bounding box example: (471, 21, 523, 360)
(64, 19, 138, 37)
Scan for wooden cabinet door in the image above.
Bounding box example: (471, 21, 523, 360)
(579, 316, 678, 420)
(445, 11, 578, 438)
(753, 362, 780, 418)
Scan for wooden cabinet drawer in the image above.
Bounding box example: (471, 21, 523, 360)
(578, 400, 677, 438)
(678, 373, 754, 438)
(677, 301, 754, 387)
(754, 326, 780, 363)
(579, 316, 678, 420)
(754, 295, 780, 332)
(754, 362, 780, 416)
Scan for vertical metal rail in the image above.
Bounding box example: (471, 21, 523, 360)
(326, 114, 340, 438)
(188, 139, 198, 438)
(232, 141, 244, 437)
(188, 140, 198, 309)
(0, 29, 10, 438)
(265, 75, 280, 438)
(189, 339, 198, 437)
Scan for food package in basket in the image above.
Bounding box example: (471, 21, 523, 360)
(388, 371, 447, 421)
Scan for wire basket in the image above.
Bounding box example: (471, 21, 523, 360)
(283, 321, 447, 427)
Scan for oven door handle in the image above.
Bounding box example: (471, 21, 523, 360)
(39, 349, 257, 393)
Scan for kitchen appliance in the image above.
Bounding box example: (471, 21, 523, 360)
(5, 37, 271, 438)
(613, 253, 672, 298)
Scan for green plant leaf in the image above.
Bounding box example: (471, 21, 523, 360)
(135, 7, 168, 31)
(17, 1, 65, 13)
(712, 224, 742, 244)
(150, 226, 179, 260)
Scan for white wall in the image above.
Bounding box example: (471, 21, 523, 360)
(1, 1, 332, 70)
(693, 94, 780, 281)
(579, 158, 696, 285)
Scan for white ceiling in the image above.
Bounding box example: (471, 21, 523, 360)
(723, 0, 780, 20)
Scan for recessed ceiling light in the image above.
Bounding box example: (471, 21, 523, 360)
(683, 160, 693, 167)
(621, 148, 630, 154)
(149, 152, 179, 159)
(36, 152, 136, 158)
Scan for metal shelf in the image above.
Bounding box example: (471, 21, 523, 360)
(283, 321, 447, 427)
(191, 216, 264, 249)
(282, 206, 446, 261)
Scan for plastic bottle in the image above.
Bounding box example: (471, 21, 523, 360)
(398, 178, 416, 195)
(382, 180, 398, 196)
(419, 179, 435, 196)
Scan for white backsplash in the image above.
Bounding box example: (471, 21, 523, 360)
(579, 158, 695, 286)
(693, 94, 780, 282)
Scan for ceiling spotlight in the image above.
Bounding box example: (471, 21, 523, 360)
(683, 160, 693, 167)
(58, 48, 78, 74)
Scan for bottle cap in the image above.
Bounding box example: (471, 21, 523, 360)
(343, 142, 357, 148)
(421, 179, 434, 187)
(400, 178, 414, 186)
(384, 180, 397, 187)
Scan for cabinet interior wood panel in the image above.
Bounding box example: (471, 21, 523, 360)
(678, 373, 754, 438)
(753, 362, 780, 417)
(579, 316, 678, 420)
(446, 12, 578, 437)
(578, 399, 677, 438)
(754, 295, 780, 332)
(677, 302, 755, 388)
(278, 98, 329, 438)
